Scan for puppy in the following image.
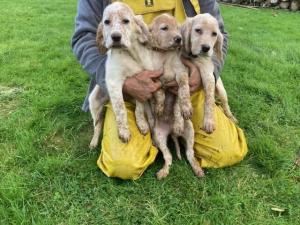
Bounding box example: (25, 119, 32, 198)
(89, 2, 153, 146)
(181, 13, 237, 134)
(149, 14, 204, 180)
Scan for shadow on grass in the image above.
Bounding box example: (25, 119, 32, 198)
(248, 135, 287, 176)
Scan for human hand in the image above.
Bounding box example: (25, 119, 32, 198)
(123, 69, 163, 102)
(164, 57, 202, 95)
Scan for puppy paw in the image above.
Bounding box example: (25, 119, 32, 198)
(193, 167, 205, 178)
(172, 123, 184, 136)
(155, 104, 164, 117)
(118, 128, 131, 143)
(176, 152, 182, 160)
(202, 118, 216, 134)
(156, 168, 169, 180)
(229, 115, 238, 124)
(181, 104, 193, 120)
(89, 137, 98, 150)
(137, 121, 149, 135)
(224, 110, 238, 124)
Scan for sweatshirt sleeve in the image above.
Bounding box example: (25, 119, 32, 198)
(71, 0, 109, 90)
(199, 0, 228, 79)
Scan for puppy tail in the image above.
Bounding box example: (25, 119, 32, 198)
(171, 135, 182, 160)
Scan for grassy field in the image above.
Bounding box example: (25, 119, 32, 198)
(0, 0, 300, 224)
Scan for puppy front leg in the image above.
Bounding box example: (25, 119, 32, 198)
(107, 79, 131, 142)
(172, 97, 184, 136)
(216, 78, 237, 123)
(135, 101, 149, 135)
(176, 71, 193, 120)
(196, 60, 216, 133)
(153, 89, 165, 117)
(144, 100, 155, 132)
(202, 73, 216, 133)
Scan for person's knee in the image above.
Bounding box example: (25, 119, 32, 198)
(107, 157, 141, 180)
(98, 144, 155, 180)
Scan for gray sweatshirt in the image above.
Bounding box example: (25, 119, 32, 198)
(71, 0, 228, 112)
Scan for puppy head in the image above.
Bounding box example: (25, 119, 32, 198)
(181, 13, 223, 60)
(149, 14, 182, 50)
(96, 2, 149, 54)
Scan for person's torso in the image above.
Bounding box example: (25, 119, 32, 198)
(111, 0, 200, 24)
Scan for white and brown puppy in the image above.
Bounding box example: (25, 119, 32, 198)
(181, 13, 237, 134)
(149, 14, 204, 180)
(89, 2, 154, 146)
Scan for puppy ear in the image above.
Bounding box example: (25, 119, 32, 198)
(134, 15, 149, 44)
(96, 23, 107, 54)
(148, 22, 157, 46)
(181, 18, 192, 53)
(214, 31, 223, 61)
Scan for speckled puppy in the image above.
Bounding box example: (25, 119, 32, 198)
(89, 2, 154, 145)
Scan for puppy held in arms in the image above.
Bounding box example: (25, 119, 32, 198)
(181, 13, 237, 134)
(89, 2, 154, 146)
(148, 14, 204, 179)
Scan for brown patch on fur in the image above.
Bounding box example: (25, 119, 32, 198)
(96, 23, 107, 54)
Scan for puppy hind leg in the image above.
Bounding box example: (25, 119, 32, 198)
(171, 135, 182, 160)
(183, 120, 204, 177)
(216, 79, 237, 123)
(89, 85, 108, 149)
(154, 125, 172, 180)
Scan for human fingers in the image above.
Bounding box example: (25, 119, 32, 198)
(168, 87, 178, 95)
(164, 80, 178, 88)
(180, 56, 195, 68)
(148, 69, 164, 78)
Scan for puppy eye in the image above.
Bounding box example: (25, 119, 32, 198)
(104, 20, 110, 25)
(123, 19, 130, 24)
(212, 32, 217, 36)
(161, 26, 168, 31)
(195, 28, 203, 34)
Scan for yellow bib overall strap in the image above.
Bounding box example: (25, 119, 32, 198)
(189, 0, 201, 14)
(112, 0, 200, 24)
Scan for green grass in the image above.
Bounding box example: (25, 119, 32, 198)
(0, 1, 299, 224)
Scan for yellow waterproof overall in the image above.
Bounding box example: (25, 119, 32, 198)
(97, 0, 248, 180)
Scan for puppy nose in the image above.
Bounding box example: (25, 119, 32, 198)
(111, 33, 121, 42)
(174, 36, 182, 44)
(201, 45, 210, 53)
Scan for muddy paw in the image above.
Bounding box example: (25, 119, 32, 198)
(89, 137, 98, 150)
(193, 167, 205, 177)
(156, 169, 169, 180)
(137, 121, 149, 135)
(118, 128, 131, 143)
(229, 115, 238, 124)
(181, 104, 193, 120)
(155, 105, 164, 117)
(176, 152, 182, 160)
(202, 118, 216, 134)
(172, 123, 184, 136)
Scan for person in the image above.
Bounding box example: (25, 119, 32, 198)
(71, 0, 248, 180)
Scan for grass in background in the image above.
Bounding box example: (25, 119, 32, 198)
(0, 1, 299, 224)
